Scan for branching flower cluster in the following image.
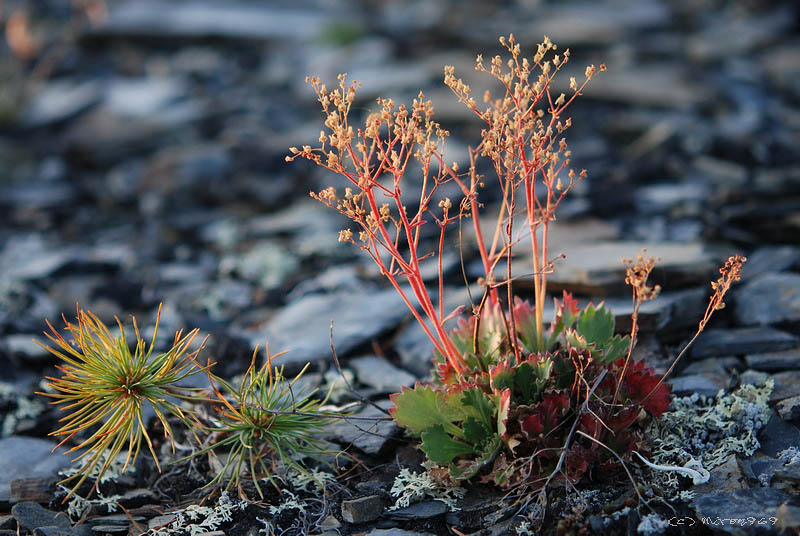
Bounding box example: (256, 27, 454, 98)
(292, 34, 746, 495)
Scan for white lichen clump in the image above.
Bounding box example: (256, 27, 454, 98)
(149, 491, 247, 536)
(268, 490, 307, 515)
(778, 446, 800, 466)
(65, 490, 121, 521)
(637, 513, 670, 535)
(0, 381, 45, 437)
(644, 380, 773, 498)
(59, 450, 133, 484)
(285, 466, 336, 492)
(389, 466, 466, 511)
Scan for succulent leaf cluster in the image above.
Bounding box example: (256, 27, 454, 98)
(391, 292, 671, 488)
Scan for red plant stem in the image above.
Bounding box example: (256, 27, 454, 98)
(505, 180, 520, 363)
(438, 210, 448, 322)
(613, 298, 641, 406)
(355, 130, 467, 374)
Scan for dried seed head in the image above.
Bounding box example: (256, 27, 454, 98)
(623, 251, 661, 303)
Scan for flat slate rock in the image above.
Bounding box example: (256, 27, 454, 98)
(776, 395, 800, 421)
(0, 437, 71, 505)
(90, 1, 350, 42)
(769, 371, 800, 403)
(23, 80, 101, 128)
(740, 246, 799, 282)
(746, 348, 800, 372)
(388, 500, 448, 520)
(11, 503, 70, 532)
(776, 504, 800, 532)
(0, 235, 79, 282)
(692, 488, 794, 535)
(670, 373, 728, 397)
(366, 530, 435, 536)
(734, 273, 800, 326)
(565, 63, 710, 109)
(471, 223, 728, 294)
(350, 356, 417, 393)
(33, 528, 78, 536)
(690, 327, 798, 359)
(546, 241, 728, 294)
(694, 455, 747, 494)
(323, 400, 398, 456)
(605, 287, 707, 333)
(246, 289, 409, 369)
(758, 414, 800, 458)
(341, 495, 385, 524)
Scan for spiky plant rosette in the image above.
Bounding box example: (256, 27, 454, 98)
(38, 305, 208, 499)
(390, 292, 671, 488)
(188, 347, 336, 499)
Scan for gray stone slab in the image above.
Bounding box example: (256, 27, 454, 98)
(692, 488, 793, 535)
(341, 495, 385, 524)
(0, 437, 71, 505)
(323, 400, 398, 456)
(746, 348, 800, 372)
(11, 503, 70, 532)
(740, 246, 800, 282)
(246, 289, 409, 370)
(734, 273, 800, 326)
(350, 356, 417, 393)
(90, 2, 351, 42)
(670, 374, 728, 398)
(691, 327, 798, 359)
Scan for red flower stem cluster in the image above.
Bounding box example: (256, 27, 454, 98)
(289, 35, 605, 378)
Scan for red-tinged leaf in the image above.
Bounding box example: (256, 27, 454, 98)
(564, 444, 593, 483)
(489, 360, 514, 392)
(578, 411, 603, 438)
(540, 392, 570, 429)
(601, 406, 640, 433)
(436, 362, 457, 384)
(513, 297, 540, 351)
(559, 291, 580, 318)
(512, 297, 537, 326)
(623, 362, 672, 417)
(521, 413, 543, 437)
(495, 388, 510, 437)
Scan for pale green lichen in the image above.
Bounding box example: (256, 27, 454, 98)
(0, 381, 44, 437)
(268, 490, 307, 515)
(644, 380, 773, 498)
(778, 446, 800, 466)
(65, 490, 121, 521)
(389, 465, 466, 511)
(637, 513, 670, 535)
(515, 520, 536, 535)
(59, 450, 133, 484)
(284, 466, 336, 493)
(148, 491, 247, 536)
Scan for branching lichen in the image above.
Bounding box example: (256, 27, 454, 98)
(644, 380, 773, 498)
(148, 491, 247, 536)
(65, 489, 121, 521)
(637, 513, 670, 535)
(389, 466, 466, 511)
